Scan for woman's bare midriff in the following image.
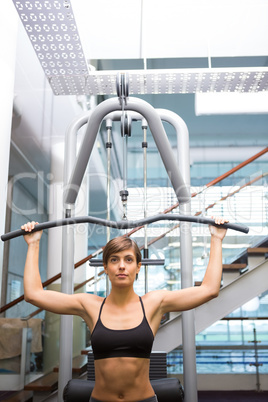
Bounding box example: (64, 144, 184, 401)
(92, 357, 155, 401)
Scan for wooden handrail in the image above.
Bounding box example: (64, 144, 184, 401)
(201, 146, 268, 190)
(144, 172, 267, 249)
(164, 146, 268, 210)
(1, 147, 267, 314)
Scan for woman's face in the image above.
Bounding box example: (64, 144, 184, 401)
(104, 248, 141, 287)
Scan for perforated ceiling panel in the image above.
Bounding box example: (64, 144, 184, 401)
(49, 68, 268, 96)
(13, 1, 268, 96)
(13, 0, 89, 79)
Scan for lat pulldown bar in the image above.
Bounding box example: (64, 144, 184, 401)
(1, 214, 249, 242)
(89, 258, 165, 267)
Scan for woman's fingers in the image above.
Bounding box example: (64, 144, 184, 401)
(21, 222, 42, 244)
(211, 216, 229, 225)
(209, 216, 229, 239)
(21, 221, 39, 232)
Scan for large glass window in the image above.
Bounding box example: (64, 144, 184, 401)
(167, 293, 268, 375)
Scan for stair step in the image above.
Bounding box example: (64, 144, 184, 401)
(2, 390, 33, 402)
(223, 263, 247, 271)
(247, 247, 268, 255)
(194, 264, 248, 287)
(24, 372, 58, 392)
(81, 346, 92, 355)
(53, 355, 88, 375)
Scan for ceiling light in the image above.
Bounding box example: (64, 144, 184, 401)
(195, 91, 268, 115)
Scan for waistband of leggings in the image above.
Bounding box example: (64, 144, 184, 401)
(89, 395, 158, 402)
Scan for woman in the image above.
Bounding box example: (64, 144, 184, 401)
(22, 217, 228, 402)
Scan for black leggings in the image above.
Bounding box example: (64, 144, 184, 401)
(89, 396, 158, 402)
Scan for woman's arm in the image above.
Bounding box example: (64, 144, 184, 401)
(22, 221, 87, 316)
(156, 217, 228, 314)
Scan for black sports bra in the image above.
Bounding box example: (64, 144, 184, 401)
(91, 297, 154, 360)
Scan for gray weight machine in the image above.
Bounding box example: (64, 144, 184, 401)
(1, 73, 249, 402)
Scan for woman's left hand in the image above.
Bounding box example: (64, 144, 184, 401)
(209, 216, 229, 240)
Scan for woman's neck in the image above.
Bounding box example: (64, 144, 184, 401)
(107, 287, 138, 306)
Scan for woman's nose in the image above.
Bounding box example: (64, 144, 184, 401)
(119, 259, 125, 269)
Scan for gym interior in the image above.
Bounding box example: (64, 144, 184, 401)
(0, 1, 268, 401)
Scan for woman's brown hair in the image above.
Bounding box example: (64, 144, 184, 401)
(103, 236, 141, 266)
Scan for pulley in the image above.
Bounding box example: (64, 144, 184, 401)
(121, 112, 132, 137)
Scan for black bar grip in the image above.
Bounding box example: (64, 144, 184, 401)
(89, 258, 165, 267)
(1, 214, 249, 242)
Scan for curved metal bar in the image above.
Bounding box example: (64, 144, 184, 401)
(1, 214, 249, 241)
(64, 97, 190, 206)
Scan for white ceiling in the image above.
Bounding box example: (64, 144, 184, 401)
(10, 0, 268, 163)
(72, 0, 268, 61)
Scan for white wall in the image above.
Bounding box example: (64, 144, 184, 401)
(0, 0, 19, 303)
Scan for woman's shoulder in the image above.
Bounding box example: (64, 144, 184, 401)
(141, 289, 167, 307)
(142, 289, 167, 299)
(77, 293, 105, 310)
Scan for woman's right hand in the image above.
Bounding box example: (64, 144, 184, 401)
(21, 221, 43, 244)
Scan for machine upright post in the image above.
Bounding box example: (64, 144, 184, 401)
(157, 109, 198, 402)
(142, 119, 149, 294)
(58, 113, 91, 402)
(106, 119, 112, 296)
(58, 208, 74, 402)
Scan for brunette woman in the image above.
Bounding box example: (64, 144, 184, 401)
(22, 217, 228, 402)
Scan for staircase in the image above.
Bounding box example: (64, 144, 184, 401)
(153, 243, 268, 352)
